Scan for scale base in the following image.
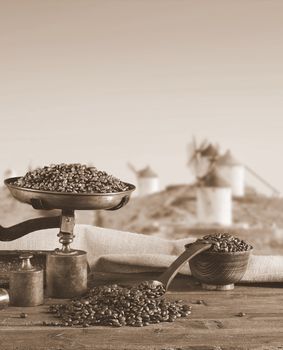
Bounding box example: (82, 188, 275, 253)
(201, 283, 235, 291)
(46, 249, 88, 298)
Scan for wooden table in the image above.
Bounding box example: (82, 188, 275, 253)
(1, 272, 283, 350)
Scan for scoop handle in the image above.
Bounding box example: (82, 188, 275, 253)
(158, 241, 212, 290)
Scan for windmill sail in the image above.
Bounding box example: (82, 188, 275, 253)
(187, 137, 219, 179)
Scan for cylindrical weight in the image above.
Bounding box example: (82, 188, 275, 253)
(0, 288, 9, 309)
(46, 249, 87, 298)
(9, 254, 44, 306)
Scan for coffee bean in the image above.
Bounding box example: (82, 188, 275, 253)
(14, 163, 130, 194)
(199, 233, 252, 253)
(47, 282, 191, 328)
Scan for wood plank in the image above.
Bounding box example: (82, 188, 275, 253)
(1, 327, 283, 350)
(0, 274, 282, 349)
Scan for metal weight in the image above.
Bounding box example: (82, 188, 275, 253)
(46, 249, 87, 298)
(9, 253, 44, 306)
(0, 288, 9, 309)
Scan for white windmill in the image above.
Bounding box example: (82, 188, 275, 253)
(216, 150, 245, 197)
(187, 136, 220, 181)
(187, 137, 232, 227)
(128, 163, 160, 197)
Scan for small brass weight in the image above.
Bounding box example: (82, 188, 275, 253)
(10, 253, 44, 306)
(46, 210, 88, 299)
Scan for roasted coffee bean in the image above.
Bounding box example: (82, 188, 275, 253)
(198, 233, 252, 253)
(14, 163, 130, 194)
(47, 282, 191, 328)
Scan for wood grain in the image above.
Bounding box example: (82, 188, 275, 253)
(0, 273, 282, 350)
(189, 250, 251, 286)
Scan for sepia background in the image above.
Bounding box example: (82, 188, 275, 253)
(0, 0, 283, 253)
(0, 0, 283, 193)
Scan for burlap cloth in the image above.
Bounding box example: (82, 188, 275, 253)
(1, 225, 283, 283)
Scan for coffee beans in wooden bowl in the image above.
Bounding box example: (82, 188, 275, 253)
(196, 233, 253, 253)
(14, 163, 130, 194)
(47, 282, 192, 327)
(189, 233, 253, 289)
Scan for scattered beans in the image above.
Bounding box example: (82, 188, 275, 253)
(14, 163, 130, 194)
(47, 282, 192, 327)
(197, 233, 252, 253)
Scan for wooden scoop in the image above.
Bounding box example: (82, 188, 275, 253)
(148, 241, 212, 291)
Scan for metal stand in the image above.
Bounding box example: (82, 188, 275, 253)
(46, 210, 88, 298)
(57, 210, 76, 254)
(0, 210, 88, 299)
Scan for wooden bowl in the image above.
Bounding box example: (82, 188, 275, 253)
(188, 245, 252, 290)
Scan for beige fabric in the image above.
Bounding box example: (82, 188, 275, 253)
(1, 224, 283, 283)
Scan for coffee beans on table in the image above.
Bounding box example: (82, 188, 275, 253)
(47, 282, 192, 327)
(13, 163, 130, 194)
(197, 233, 252, 253)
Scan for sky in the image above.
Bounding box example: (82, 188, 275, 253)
(0, 0, 283, 193)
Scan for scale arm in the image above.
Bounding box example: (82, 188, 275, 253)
(0, 216, 61, 241)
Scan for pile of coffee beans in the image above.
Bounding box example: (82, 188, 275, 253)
(47, 282, 191, 327)
(14, 163, 130, 194)
(198, 233, 252, 253)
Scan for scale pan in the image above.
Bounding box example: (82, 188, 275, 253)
(4, 177, 136, 210)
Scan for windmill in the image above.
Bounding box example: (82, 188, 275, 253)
(187, 137, 232, 226)
(127, 163, 159, 196)
(187, 137, 220, 181)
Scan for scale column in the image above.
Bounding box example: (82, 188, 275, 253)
(46, 210, 88, 298)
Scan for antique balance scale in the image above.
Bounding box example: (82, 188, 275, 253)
(1, 174, 252, 300)
(0, 177, 135, 299)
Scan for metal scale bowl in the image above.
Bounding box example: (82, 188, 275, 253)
(2, 177, 135, 298)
